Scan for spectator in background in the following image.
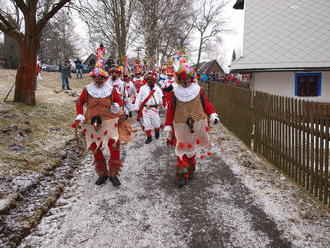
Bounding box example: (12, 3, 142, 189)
(35, 59, 42, 90)
(61, 60, 72, 90)
(36, 59, 42, 80)
(196, 73, 201, 84)
(74, 58, 83, 79)
(201, 73, 209, 83)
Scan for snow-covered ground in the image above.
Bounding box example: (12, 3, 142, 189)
(19, 122, 330, 248)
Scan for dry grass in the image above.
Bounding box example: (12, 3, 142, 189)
(0, 69, 90, 176)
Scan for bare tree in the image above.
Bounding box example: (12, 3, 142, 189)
(75, 0, 135, 59)
(194, 0, 230, 71)
(0, 0, 71, 105)
(134, 0, 194, 67)
(39, 9, 77, 65)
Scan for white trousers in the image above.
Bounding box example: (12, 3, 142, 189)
(143, 115, 161, 131)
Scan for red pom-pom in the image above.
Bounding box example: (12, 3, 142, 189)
(200, 155, 205, 159)
(104, 130, 108, 135)
(90, 134, 94, 139)
(83, 128, 87, 133)
(187, 143, 193, 148)
(205, 126, 210, 132)
(207, 152, 212, 156)
(196, 139, 201, 144)
(114, 123, 118, 127)
(71, 123, 76, 128)
(97, 137, 101, 141)
(179, 143, 185, 149)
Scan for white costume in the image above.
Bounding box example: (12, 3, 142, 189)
(122, 80, 136, 115)
(158, 74, 168, 89)
(106, 77, 124, 95)
(135, 84, 163, 130)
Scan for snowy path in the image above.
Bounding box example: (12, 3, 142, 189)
(20, 123, 330, 248)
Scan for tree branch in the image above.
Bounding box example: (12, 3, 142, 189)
(13, 0, 28, 15)
(37, 0, 71, 32)
(0, 10, 15, 30)
(0, 21, 23, 41)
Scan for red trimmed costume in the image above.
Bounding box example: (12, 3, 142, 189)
(73, 44, 132, 186)
(75, 79, 126, 186)
(164, 55, 219, 187)
(132, 73, 146, 94)
(134, 72, 163, 144)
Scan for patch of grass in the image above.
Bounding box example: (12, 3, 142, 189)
(0, 69, 90, 176)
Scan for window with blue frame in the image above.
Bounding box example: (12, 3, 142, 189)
(295, 73, 322, 97)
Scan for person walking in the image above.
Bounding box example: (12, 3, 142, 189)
(164, 54, 219, 187)
(74, 68, 125, 186)
(134, 72, 163, 144)
(61, 60, 71, 90)
(73, 44, 133, 186)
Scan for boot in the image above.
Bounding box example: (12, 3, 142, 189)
(178, 176, 187, 187)
(155, 130, 160, 139)
(188, 167, 196, 180)
(95, 176, 108, 185)
(109, 176, 121, 187)
(145, 136, 152, 144)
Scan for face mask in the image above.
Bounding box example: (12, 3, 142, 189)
(112, 75, 117, 80)
(148, 82, 155, 89)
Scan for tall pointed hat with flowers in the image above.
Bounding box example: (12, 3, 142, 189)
(89, 43, 108, 78)
(173, 51, 196, 83)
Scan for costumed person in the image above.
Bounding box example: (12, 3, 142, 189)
(164, 53, 219, 187)
(160, 73, 175, 107)
(135, 72, 163, 144)
(107, 65, 125, 95)
(122, 74, 136, 118)
(133, 59, 143, 74)
(162, 73, 176, 146)
(73, 45, 132, 186)
(132, 72, 145, 94)
(158, 68, 168, 88)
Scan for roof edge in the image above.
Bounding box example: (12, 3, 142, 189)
(230, 67, 330, 73)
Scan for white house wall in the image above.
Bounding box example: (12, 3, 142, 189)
(252, 71, 330, 102)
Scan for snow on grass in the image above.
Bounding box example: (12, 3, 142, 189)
(0, 69, 91, 208)
(213, 124, 330, 248)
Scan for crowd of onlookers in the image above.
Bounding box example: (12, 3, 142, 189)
(197, 71, 252, 86)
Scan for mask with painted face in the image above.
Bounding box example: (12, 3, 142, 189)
(144, 72, 158, 89)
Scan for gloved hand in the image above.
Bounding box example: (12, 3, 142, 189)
(110, 103, 120, 114)
(164, 125, 173, 139)
(210, 113, 220, 125)
(75, 114, 85, 123)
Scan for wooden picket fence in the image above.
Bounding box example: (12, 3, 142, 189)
(206, 83, 253, 147)
(207, 82, 330, 207)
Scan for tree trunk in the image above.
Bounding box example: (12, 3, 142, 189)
(14, 37, 40, 105)
(196, 37, 203, 72)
